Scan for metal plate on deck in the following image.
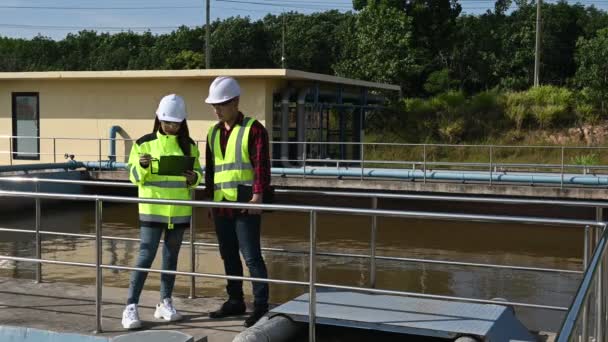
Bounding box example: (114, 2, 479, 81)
(270, 291, 535, 341)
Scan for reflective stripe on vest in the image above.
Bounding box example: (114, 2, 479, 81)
(208, 117, 255, 202)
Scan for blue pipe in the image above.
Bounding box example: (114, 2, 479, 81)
(108, 125, 123, 162)
(272, 167, 608, 186)
(82, 161, 127, 170)
(86, 163, 608, 186)
(0, 161, 85, 173)
(5, 161, 607, 187)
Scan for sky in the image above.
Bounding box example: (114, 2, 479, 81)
(0, 0, 606, 40)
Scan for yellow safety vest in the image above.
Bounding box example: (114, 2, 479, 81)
(207, 117, 255, 202)
(128, 131, 202, 229)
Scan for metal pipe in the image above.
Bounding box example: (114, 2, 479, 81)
(108, 126, 123, 162)
(273, 167, 608, 186)
(35, 182, 41, 283)
(309, 210, 317, 342)
(189, 191, 196, 299)
(53, 138, 56, 163)
(0, 162, 85, 173)
(370, 197, 378, 288)
(95, 199, 103, 334)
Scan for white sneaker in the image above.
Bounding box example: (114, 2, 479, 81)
(154, 298, 182, 322)
(121, 304, 142, 329)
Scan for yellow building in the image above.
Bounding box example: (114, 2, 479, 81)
(0, 69, 399, 166)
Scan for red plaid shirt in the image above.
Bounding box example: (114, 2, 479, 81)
(205, 112, 271, 216)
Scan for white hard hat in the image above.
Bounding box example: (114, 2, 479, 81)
(205, 77, 241, 104)
(156, 94, 187, 122)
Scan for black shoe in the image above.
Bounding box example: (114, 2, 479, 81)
(244, 307, 268, 327)
(209, 300, 246, 319)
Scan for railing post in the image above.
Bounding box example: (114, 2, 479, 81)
(604, 225, 608, 342)
(596, 207, 605, 342)
(369, 197, 378, 288)
(9, 136, 13, 166)
(489, 145, 493, 186)
(94, 199, 103, 334)
(35, 182, 42, 283)
(303, 142, 307, 180)
(98, 139, 102, 172)
(53, 138, 57, 163)
(423, 144, 427, 184)
(595, 222, 604, 342)
(309, 210, 317, 342)
(561, 146, 565, 189)
(189, 191, 196, 299)
(583, 225, 591, 341)
(361, 143, 365, 181)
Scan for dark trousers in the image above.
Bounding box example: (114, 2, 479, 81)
(214, 214, 269, 309)
(127, 226, 186, 305)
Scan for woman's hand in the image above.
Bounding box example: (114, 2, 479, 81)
(139, 154, 152, 168)
(183, 170, 198, 186)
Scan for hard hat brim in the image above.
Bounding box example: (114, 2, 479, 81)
(156, 112, 185, 122)
(205, 95, 238, 105)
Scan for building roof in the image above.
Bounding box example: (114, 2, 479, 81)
(0, 69, 400, 92)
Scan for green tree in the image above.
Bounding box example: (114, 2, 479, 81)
(575, 28, 608, 114)
(164, 50, 204, 69)
(334, 3, 418, 89)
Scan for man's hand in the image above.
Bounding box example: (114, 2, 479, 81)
(139, 153, 152, 168)
(242, 193, 263, 215)
(183, 170, 198, 186)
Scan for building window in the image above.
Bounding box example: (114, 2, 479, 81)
(12, 93, 40, 160)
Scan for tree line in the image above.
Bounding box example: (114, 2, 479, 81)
(1, 0, 608, 142)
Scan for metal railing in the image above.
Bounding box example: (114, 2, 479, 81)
(3, 175, 608, 280)
(3, 136, 608, 186)
(0, 178, 607, 339)
(557, 216, 608, 341)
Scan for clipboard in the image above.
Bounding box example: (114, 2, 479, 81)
(151, 155, 195, 176)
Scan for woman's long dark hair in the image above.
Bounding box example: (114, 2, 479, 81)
(153, 117, 192, 156)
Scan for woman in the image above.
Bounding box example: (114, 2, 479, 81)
(121, 94, 202, 330)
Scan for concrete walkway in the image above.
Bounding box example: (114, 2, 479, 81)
(0, 277, 245, 342)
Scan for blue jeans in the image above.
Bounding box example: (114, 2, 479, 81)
(214, 214, 269, 309)
(127, 226, 186, 305)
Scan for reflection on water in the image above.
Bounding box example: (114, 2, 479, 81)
(0, 195, 585, 332)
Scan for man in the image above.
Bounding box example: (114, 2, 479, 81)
(204, 76, 271, 327)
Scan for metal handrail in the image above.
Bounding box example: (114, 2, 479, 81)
(556, 226, 608, 341)
(0, 226, 582, 275)
(3, 176, 608, 208)
(0, 188, 604, 341)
